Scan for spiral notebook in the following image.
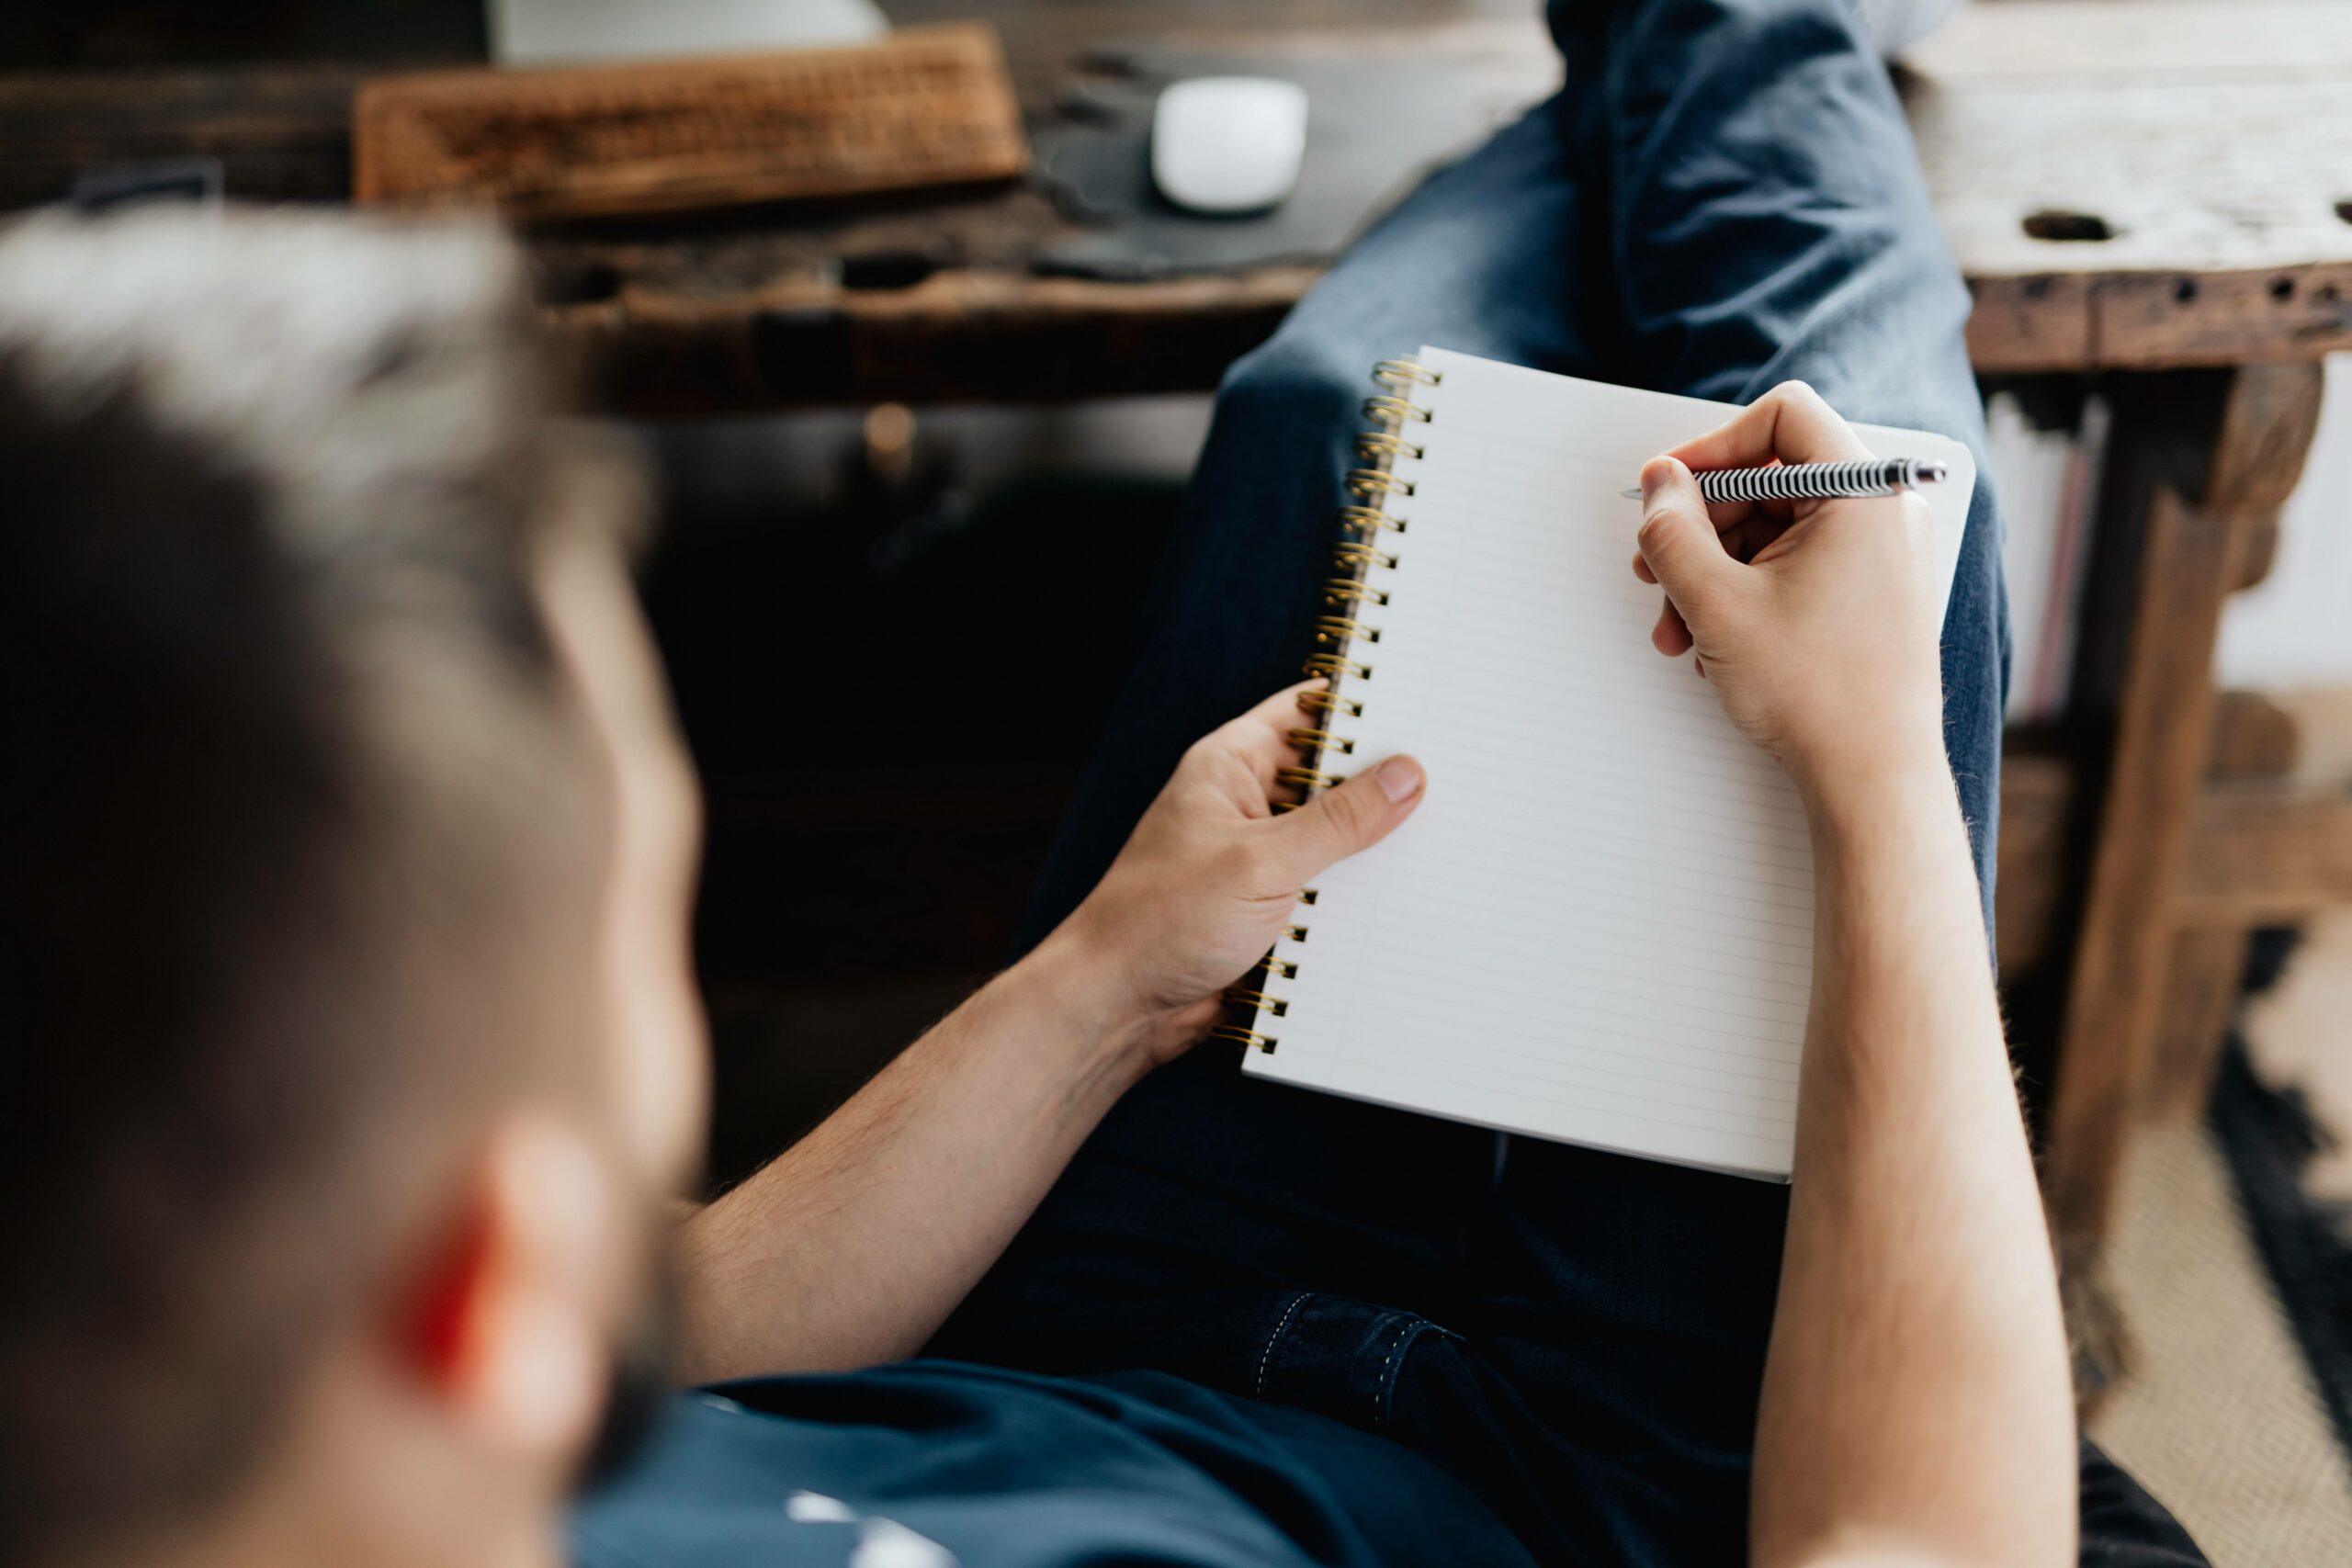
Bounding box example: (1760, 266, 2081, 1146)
(1225, 348, 1973, 1179)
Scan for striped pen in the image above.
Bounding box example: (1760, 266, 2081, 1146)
(1621, 457, 1948, 505)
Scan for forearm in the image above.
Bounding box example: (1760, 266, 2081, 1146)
(665, 682, 1426, 1386)
(1754, 761, 2075, 1568)
(671, 926, 1159, 1383)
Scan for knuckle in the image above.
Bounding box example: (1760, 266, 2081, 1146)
(1209, 840, 1261, 888)
(1322, 779, 1378, 839)
(1181, 732, 1235, 775)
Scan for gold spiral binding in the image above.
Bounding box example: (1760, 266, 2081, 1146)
(1236, 356, 1436, 1065)
(1296, 687, 1363, 718)
(1363, 395, 1432, 426)
(1339, 503, 1407, 536)
(1313, 615, 1378, 645)
(1345, 468, 1415, 501)
(1224, 989, 1289, 1017)
(1287, 727, 1354, 754)
(1355, 432, 1425, 462)
(1303, 651, 1372, 682)
(1372, 358, 1442, 389)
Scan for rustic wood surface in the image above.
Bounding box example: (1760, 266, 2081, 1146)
(2204, 689, 2301, 781)
(2001, 679, 2348, 1140)
(0, 63, 362, 206)
(2177, 789, 2352, 926)
(2041, 361, 2325, 1258)
(1908, 2, 2352, 281)
(1906, 2, 2352, 370)
(1995, 750, 2074, 976)
(353, 24, 1026, 221)
(2139, 928, 2253, 1123)
(1992, 692, 2324, 982)
(8, 1, 2352, 404)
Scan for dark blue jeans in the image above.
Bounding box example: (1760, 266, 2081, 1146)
(935, 1, 2202, 1561)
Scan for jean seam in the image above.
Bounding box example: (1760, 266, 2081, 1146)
(1371, 1314, 1421, 1430)
(1254, 1290, 1312, 1399)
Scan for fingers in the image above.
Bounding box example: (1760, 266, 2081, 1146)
(1666, 380, 1874, 474)
(1653, 596, 1693, 657)
(1207, 680, 1331, 794)
(1634, 457, 1741, 633)
(1635, 387, 1823, 654)
(1269, 754, 1424, 882)
(1634, 510, 1786, 584)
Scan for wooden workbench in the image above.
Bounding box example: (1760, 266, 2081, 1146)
(7, 3, 2352, 393)
(1905, 4, 2351, 1373)
(5, 0, 2351, 1385)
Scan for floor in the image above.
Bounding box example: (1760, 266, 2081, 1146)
(2092, 1117, 2352, 1564)
(2087, 723, 2352, 1565)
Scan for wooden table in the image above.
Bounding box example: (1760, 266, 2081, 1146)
(7, 2, 2352, 392)
(1900, 3, 2352, 1378)
(6, 0, 2352, 1384)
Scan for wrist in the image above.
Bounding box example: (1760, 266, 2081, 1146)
(1784, 716, 1949, 826)
(1001, 921, 1164, 1099)
(1796, 740, 1964, 855)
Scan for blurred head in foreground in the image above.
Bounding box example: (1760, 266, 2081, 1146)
(0, 209, 708, 1567)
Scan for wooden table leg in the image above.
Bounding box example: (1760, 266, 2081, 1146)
(2136, 599, 2303, 1126)
(2042, 364, 2323, 1365)
(2141, 924, 2255, 1124)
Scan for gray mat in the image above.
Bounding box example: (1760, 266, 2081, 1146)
(1033, 44, 1546, 281)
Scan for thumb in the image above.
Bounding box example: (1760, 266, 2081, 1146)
(1635, 457, 1738, 618)
(1272, 755, 1425, 881)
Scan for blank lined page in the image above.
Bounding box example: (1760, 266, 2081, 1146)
(1241, 347, 1973, 1178)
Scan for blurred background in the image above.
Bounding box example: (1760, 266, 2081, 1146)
(8, 2, 2352, 1561)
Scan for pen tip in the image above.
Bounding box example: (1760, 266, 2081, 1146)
(1619, 487, 1643, 499)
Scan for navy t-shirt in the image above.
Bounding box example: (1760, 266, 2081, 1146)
(570, 1361, 1534, 1568)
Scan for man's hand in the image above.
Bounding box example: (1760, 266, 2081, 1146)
(1631, 380, 1945, 805)
(674, 684, 1420, 1381)
(1060, 682, 1425, 1065)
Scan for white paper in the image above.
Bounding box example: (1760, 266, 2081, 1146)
(1241, 347, 1974, 1179)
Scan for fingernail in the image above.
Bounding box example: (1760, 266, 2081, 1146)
(1375, 756, 1424, 802)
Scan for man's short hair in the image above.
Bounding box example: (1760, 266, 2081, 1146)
(0, 209, 618, 1562)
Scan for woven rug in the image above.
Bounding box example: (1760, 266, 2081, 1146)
(2215, 925, 2352, 1466)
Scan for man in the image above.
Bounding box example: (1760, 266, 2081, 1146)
(0, 4, 2206, 1568)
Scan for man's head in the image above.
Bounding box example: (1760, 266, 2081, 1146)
(0, 209, 708, 1566)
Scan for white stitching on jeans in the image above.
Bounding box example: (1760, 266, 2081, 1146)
(1373, 1317, 1417, 1426)
(1254, 1292, 1311, 1398)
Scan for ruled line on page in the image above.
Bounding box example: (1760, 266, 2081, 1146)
(1246, 346, 1971, 1179)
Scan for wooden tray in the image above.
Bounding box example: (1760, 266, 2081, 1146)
(353, 22, 1025, 221)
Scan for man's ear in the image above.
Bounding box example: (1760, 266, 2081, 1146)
(395, 1115, 618, 1463)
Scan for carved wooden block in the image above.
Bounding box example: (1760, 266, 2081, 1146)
(353, 23, 1025, 220)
